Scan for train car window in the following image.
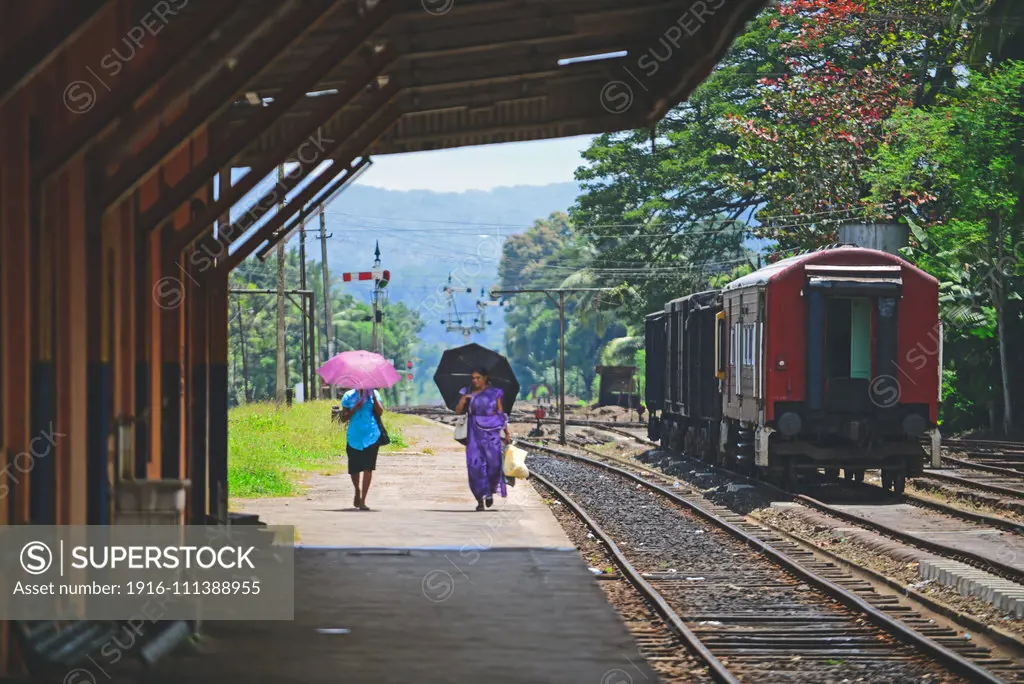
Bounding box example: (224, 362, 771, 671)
(743, 324, 755, 366)
(731, 323, 738, 366)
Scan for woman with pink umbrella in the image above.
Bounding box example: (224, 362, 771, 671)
(318, 350, 401, 510)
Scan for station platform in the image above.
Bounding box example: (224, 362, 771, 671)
(167, 417, 658, 683)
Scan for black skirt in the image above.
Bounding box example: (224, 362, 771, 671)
(346, 443, 380, 473)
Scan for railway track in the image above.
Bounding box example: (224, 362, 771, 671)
(931, 461, 1024, 498)
(582, 426, 1024, 535)
(536, 436, 1024, 651)
(946, 438, 1024, 457)
(526, 444, 1015, 683)
(392, 406, 646, 430)
(644, 445, 1024, 587)
(410, 405, 1024, 587)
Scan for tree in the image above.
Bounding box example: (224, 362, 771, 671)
(570, 10, 789, 313)
(498, 213, 628, 401)
(723, 0, 977, 252)
(867, 61, 1024, 433)
(229, 250, 424, 405)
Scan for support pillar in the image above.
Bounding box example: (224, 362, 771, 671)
(187, 255, 208, 524)
(208, 269, 229, 524)
(1, 99, 32, 525)
(30, 119, 56, 524)
(85, 153, 111, 525)
(56, 161, 89, 525)
(159, 229, 183, 480)
(135, 198, 151, 479)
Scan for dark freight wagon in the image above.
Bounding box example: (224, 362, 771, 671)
(645, 246, 942, 492)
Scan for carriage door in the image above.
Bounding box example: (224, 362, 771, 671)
(805, 265, 903, 413)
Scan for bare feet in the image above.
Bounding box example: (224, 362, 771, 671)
(358, 502, 370, 511)
(353, 493, 362, 509)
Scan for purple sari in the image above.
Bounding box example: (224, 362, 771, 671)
(460, 386, 507, 500)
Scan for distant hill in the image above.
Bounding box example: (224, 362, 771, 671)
(321, 182, 583, 349)
(229, 175, 770, 354)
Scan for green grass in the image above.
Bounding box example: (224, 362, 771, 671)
(228, 399, 412, 499)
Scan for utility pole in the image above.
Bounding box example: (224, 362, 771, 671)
(319, 206, 334, 398)
(298, 216, 309, 402)
(275, 165, 287, 404)
(490, 287, 614, 445)
(558, 289, 566, 436)
(236, 296, 249, 403)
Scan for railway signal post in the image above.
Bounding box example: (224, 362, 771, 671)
(491, 287, 615, 445)
(341, 243, 391, 357)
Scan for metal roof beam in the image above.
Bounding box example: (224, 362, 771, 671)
(226, 31, 632, 116)
(254, 158, 372, 261)
(167, 46, 395, 251)
(381, 113, 634, 148)
(32, 0, 243, 185)
(0, 0, 112, 110)
(97, 0, 343, 212)
(253, 157, 372, 262)
(91, 3, 279, 168)
(220, 42, 631, 164)
(221, 91, 401, 272)
(139, 1, 392, 238)
(647, 0, 767, 123)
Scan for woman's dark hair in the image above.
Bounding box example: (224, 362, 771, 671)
(472, 367, 490, 377)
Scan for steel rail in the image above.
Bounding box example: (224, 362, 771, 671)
(794, 492, 1024, 586)
(941, 455, 1024, 480)
(521, 439, 1006, 684)
(946, 438, 1024, 453)
(920, 467, 1024, 501)
(572, 427, 1024, 535)
(529, 471, 740, 684)
(900, 488, 1024, 536)
(621, 432, 1024, 536)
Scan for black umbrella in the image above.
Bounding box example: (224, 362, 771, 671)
(433, 343, 520, 413)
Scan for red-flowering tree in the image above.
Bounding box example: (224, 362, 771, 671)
(724, 0, 969, 252)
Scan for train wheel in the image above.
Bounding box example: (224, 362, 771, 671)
(843, 469, 854, 481)
(893, 475, 906, 495)
(881, 470, 893, 492)
(853, 470, 865, 483)
(824, 468, 839, 480)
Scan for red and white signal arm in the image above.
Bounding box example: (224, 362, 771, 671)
(342, 269, 391, 286)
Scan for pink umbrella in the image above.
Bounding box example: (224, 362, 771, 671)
(318, 350, 401, 389)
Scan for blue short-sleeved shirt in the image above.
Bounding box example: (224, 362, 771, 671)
(342, 389, 382, 450)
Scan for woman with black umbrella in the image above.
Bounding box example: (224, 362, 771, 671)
(454, 367, 511, 511)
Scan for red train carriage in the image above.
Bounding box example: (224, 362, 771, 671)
(645, 246, 942, 492)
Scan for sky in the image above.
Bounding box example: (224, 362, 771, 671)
(353, 135, 596, 192)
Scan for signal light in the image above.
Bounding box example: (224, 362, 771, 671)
(407, 374, 413, 381)
(407, 361, 413, 369)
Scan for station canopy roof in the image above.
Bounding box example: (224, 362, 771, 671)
(208, 0, 769, 166)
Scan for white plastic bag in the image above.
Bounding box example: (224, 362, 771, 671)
(503, 444, 529, 479)
(454, 415, 468, 444)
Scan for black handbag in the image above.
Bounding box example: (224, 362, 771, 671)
(375, 413, 391, 447)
